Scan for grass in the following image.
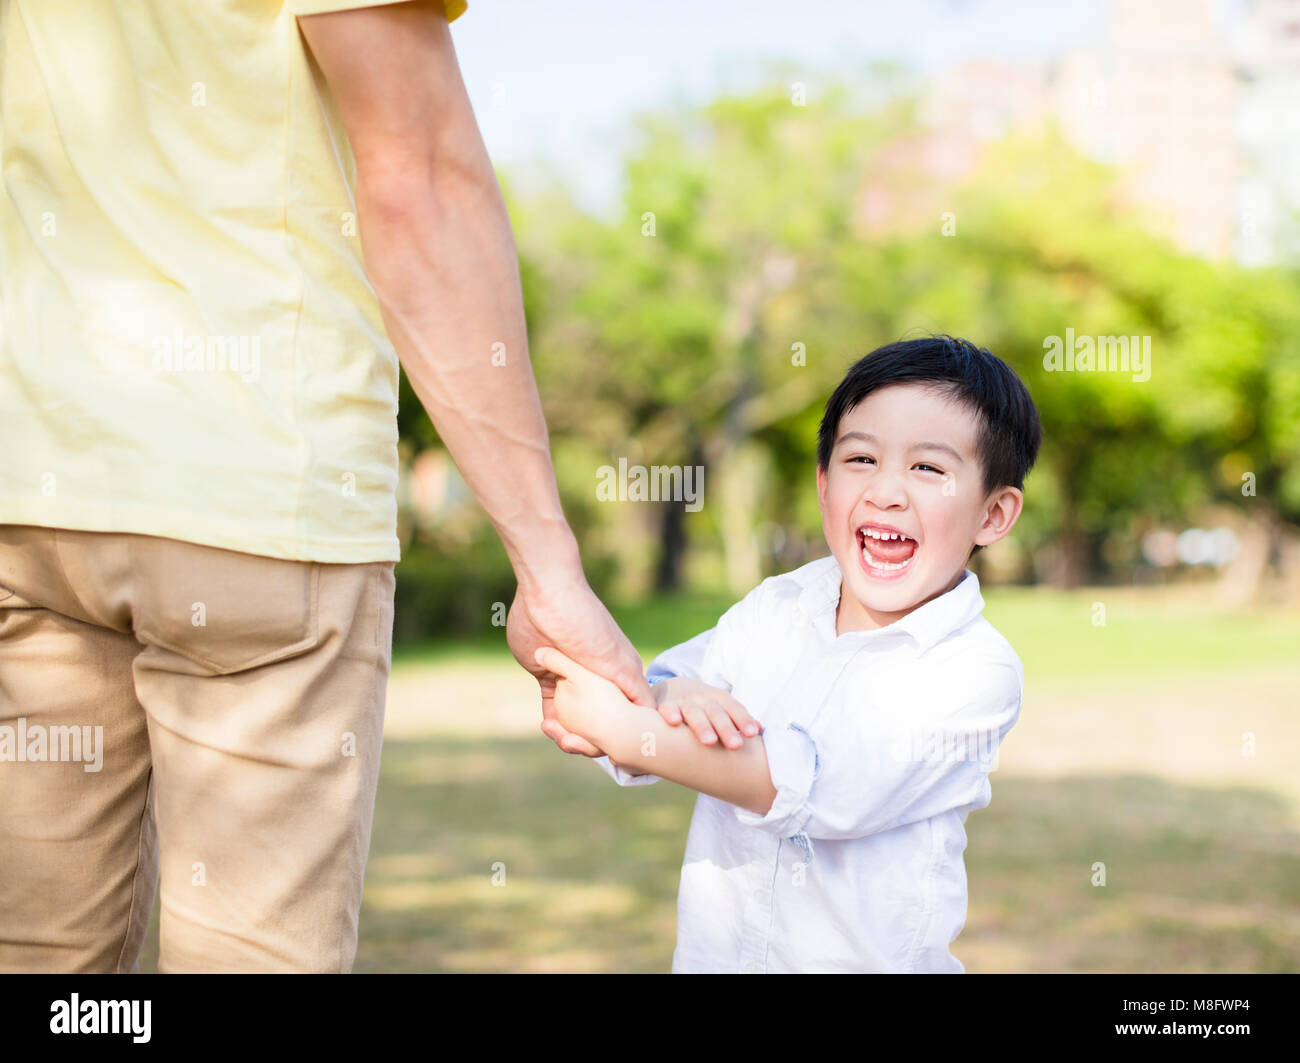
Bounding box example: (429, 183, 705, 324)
(388, 591, 737, 670)
(136, 580, 1300, 973)
(392, 578, 1300, 684)
(980, 582, 1300, 683)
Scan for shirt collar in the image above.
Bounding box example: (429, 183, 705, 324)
(795, 556, 986, 652)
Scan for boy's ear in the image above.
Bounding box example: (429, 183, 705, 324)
(973, 486, 1023, 548)
(816, 464, 828, 514)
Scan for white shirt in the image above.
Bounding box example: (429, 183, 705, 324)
(595, 556, 1024, 973)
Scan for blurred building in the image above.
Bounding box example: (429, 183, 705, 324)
(1232, 0, 1300, 264)
(907, 0, 1299, 265)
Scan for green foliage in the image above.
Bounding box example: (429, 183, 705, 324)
(394, 77, 1300, 629)
(392, 532, 517, 643)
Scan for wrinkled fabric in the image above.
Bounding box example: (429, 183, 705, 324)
(0, 0, 465, 562)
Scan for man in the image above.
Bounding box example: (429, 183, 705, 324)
(0, 0, 659, 973)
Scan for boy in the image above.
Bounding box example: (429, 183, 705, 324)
(535, 335, 1042, 973)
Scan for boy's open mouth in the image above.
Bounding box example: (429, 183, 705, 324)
(857, 523, 917, 575)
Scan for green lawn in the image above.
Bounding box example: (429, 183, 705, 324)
(392, 579, 1300, 684)
(138, 581, 1300, 973)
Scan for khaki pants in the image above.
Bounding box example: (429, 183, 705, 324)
(0, 525, 394, 973)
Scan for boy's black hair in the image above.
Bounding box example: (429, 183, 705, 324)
(816, 334, 1042, 496)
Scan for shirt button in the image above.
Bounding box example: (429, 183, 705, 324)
(744, 961, 761, 974)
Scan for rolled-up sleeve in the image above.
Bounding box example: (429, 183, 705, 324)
(734, 659, 1023, 841)
(732, 721, 820, 836)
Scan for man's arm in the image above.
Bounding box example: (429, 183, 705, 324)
(292, 2, 654, 751)
(298, 3, 562, 585)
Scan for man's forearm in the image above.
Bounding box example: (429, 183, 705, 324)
(356, 165, 580, 591)
(580, 699, 778, 816)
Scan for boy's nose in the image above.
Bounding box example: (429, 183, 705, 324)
(861, 470, 909, 511)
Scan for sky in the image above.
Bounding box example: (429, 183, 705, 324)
(446, 0, 1109, 215)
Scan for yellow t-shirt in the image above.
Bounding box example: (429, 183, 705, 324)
(0, 0, 466, 563)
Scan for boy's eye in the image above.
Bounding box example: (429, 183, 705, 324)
(846, 457, 944, 473)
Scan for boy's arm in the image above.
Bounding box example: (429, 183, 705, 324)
(539, 649, 778, 816)
(555, 646, 1024, 842)
(590, 675, 670, 787)
(591, 629, 716, 785)
(728, 659, 1024, 842)
(593, 597, 763, 787)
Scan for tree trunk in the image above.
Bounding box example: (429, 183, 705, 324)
(1216, 507, 1278, 608)
(652, 441, 705, 593)
(654, 496, 686, 592)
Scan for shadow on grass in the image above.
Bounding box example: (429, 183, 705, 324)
(136, 736, 1300, 973)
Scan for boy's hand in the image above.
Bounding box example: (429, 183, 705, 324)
(533, 646, 629, 745)
(533, 650, 762, 754)
(652, 677, 761, 750)
(507, 581, 653, 758)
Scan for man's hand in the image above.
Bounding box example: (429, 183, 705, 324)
(507, 577, 653, 756)
(652, 676, 762, 750)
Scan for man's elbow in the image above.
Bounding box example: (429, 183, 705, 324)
(356, 146, 497, 228)
(352, 156, 508, 307)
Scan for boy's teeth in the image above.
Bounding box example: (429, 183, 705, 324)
(860, 545, 911, 571)
(859, 526, 918, 569)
